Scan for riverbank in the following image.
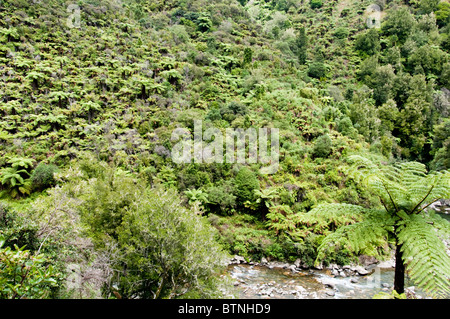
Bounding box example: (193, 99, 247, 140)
(225, 255, 427, 299)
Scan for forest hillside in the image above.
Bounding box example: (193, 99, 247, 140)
(0, 0, 449, 299)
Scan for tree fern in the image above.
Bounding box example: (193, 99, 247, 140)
(398, 215, 450, 298)
(314, 206, 392, 263)
(296, 203, 367, 235)
(311, 155, 450, 298)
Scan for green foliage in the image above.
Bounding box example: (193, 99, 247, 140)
(313, 155, 450, 297)
(355, 29, 381, 56)
(294, 27, 308, 65)
(115, 188, 227, 299)
(30, 163, 58, 191)
(0, 167, 32, 198)
(435, 2, 450, 27)
(205, 181, 237, 213)
(234, 167, 260, 205)
(243, 47, 253, 66)
(0, 0, 449, 299)
(0, 236, 58, 299)
(0, 204, 39, 251)
(310, 0, 323, 9)
(398, 214, 450, 298)
(382, 6, 416, 42)
(312, 134, 332, 158)
(184, 188, 209, 206)
(307, 61, 327, 79)
(372, 290, 407, 299)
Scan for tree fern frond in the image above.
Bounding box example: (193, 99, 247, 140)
(296, 203, 367, 236)
(398, 216, 450, 298)
(311, 205, 393, 263)
(315, 218, 389, 264)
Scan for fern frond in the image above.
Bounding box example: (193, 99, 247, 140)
(398, 215, 450, 299)
(315, 216, 389, 265)
(296, 203, 367, 236)
(308, 204, 393, 263)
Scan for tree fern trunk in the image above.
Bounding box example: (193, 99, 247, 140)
(394, 241, 405, 295)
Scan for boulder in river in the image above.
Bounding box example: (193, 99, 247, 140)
(230, 255, 246, 264)
(352, 265, 369, 275)
(359, 255, 378, 266)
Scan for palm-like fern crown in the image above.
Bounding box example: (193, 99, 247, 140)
(312, 155, 450, 298)
(346, 155, 450, 215)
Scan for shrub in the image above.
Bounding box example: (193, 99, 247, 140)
(30, 163, 58, 191)
(0, 237, 58, 299)
(310, 0, 323, 9)
(0, 204, 39, 251)
(115, 188, 228, 299)
(234, 167, 260, 205)
(312, 134, 332, 158)
(205, 181, 237, 213)
(307, 61, 327, 79)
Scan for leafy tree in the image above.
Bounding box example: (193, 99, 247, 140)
(234, 167, 260, 206)
(114, 188, 228, 299)
(0, 236, 58, 299)
(418, 0, 440, 14)
(435, 1, 450, 27)
(0, 204, 39, 251)
(307, 61, 327, 79)
(295, 27, 308, 65)
(310, 0, 323, 9)
(205, 181, 237, 213)
(368, 64, 396, 105)
(30, 163, 58, 191)
(397, 74, 433, 160)
(312, 134, 332, 158)
(197, 12, 212, 32)
(312, 156, 450, 298)
(243, 47, 253, 66)
(430, 119, 450, 170)
(382, 6, 416, 42)
(355, 28, 381, 56)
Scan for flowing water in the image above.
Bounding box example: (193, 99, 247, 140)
(227, 264, 426, 299)
(226, 207, 448, 299)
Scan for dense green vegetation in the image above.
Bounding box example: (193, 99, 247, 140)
(0, 0, 449, 299)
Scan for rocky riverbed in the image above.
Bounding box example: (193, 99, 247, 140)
(222, 203, 448, 299)
(225, 255, 426, 299)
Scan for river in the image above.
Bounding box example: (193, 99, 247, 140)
(225, 209, 449, 299)
(227, 263, 426, 299)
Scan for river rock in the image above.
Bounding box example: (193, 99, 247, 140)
(288, 265, 297, 272)
(294, 258, 302, 268)
(230, 255, 246, 264)
(377, 259, 395, 268)
(350, 277, 359, 283)
(327, 263, 339, 270)
(314, 263, 324, 270)
(268, 261, 290, 269)
(353, 265, 369, 275)
(325, 290, 335, 297)
(321, 279, 336, 289)
(260, 257, 268, 265)
(359, 255, 378, 266)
